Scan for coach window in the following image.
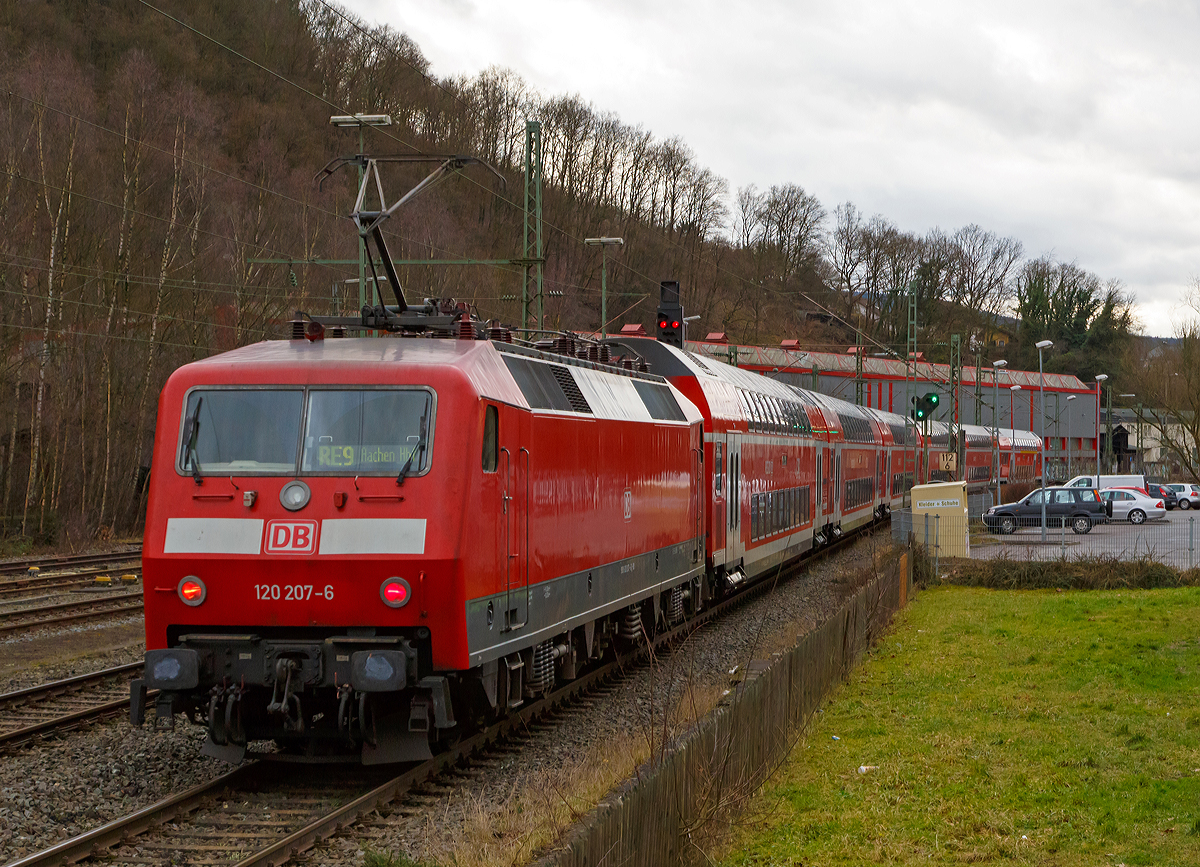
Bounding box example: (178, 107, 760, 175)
(714, 442, 724, 495)
(482, 405, 498, 472)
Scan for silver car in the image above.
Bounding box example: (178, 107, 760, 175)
(1099, 487, 1166, 524)
(1166, 483, 1200, 510)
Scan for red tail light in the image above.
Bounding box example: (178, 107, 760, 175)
(1156, 501, 1164, 508)
(177, 576, 206, 606)
(380, 577, 412, 608)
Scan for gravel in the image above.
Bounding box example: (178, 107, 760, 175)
(0, 533, 895, 866)
(0, 641, 146, 695)
(302, 532, 894, 867)
(0, 717, 225, 861)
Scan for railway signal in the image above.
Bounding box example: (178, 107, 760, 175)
(911, 391, 940, 421)
(656, 280, 684, 348)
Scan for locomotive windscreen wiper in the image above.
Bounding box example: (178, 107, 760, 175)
(182, 397, 204, 484)
(396, 409, 428, 486)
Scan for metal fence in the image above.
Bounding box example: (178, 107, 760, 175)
(537, 551, 909, 866)
(892, 508, 1200, 570)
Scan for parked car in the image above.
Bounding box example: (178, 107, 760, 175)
(1145, 483, 1177, 510)
(984, 486, 1108, 535)
(1099, 487, 1166, 524)
(1166, 483, 1200, 510)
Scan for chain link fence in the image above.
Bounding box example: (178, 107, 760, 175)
(892, 508, 1200, 570)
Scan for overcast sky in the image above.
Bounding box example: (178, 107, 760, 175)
(340, 0, 1200, 337)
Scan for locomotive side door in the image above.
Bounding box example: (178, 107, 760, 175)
(499, 407, 529, 632)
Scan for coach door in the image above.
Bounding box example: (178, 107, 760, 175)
(834, 444, 843, 521)
(499, 409, 529, 632)
(814, 444, 823, 527)
(726, 433, 742, 562)
(711, 438, 727, 564)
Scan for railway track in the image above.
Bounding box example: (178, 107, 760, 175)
(0, 549, 142, 577)
(0, 590, 143, 637)
(0, 663, 150, 750)
(0, 568, 141, 603)
(9, 525, 879, 867)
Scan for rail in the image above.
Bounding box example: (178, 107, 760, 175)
(8, 523, 883, 867)
(0, 663, 151, 749)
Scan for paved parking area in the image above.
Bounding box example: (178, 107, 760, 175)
(896, 507, 1200, 567)
(970, 507, 1200, 566)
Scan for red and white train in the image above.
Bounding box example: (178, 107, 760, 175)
(134, 308, 1043, 763)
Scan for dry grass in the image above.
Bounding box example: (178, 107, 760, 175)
(365, 538, 900, 867)
(933, 552, 1200, 590)
(406, 677, 731, 867)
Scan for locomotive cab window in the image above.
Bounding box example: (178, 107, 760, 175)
(177, 387, 434, 478)
(302, 390, 432, 475)
(179, 389, 303, 475)
(482, 405, 499, 472)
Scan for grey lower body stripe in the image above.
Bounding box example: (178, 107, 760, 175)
(465, 539, 703, 667)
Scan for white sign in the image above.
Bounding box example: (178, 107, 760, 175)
(915, 499, 961, 508)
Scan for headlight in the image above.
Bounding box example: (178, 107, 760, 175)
(279, 479, 311, 511)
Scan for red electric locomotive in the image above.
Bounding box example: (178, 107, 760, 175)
(133, 155, 1045, 764)
(135, 328, 706, 763)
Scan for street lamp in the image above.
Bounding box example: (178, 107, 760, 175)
(584, 237, 624, 338)
(330, 113, 394, 310)
(1094, 374, 1108, 474)
(992, 360, 1007, 504)
(1035, 340, 1053, 541)
(1066, 395, 1077, 477)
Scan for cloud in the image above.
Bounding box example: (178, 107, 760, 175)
(342, 0, 1200, 335)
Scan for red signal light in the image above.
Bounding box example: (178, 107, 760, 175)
(658, 320, 668, 328)
(671, 320, 680, 328)
(177, 576, 206, 606)
(380, 577, 412, 608)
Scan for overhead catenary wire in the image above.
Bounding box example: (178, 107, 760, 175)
(288, 0, 928, 358)
(37, 0, 930, 364)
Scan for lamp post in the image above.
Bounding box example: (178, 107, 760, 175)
(1094, 374, 1108, 475)
(584, 237, 624, 338)
(1035, 339, 1053, 541)
(992, 360, 1007, 504)
(330, 113, 393, 310)
(1066, 395, 1077, 476)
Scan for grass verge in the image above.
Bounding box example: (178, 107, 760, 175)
(712, 585, 1200, 865)
(935, 553, 1200, 590)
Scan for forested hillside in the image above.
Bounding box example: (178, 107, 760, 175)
(0, 0, 1137, 543)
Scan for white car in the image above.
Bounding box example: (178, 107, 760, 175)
(1099, 488, 1166, 524)
(1166, 483, 1200, 510)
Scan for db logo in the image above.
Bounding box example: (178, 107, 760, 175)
(623, 489, 633, 522)
(264, 520, 318, 554)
